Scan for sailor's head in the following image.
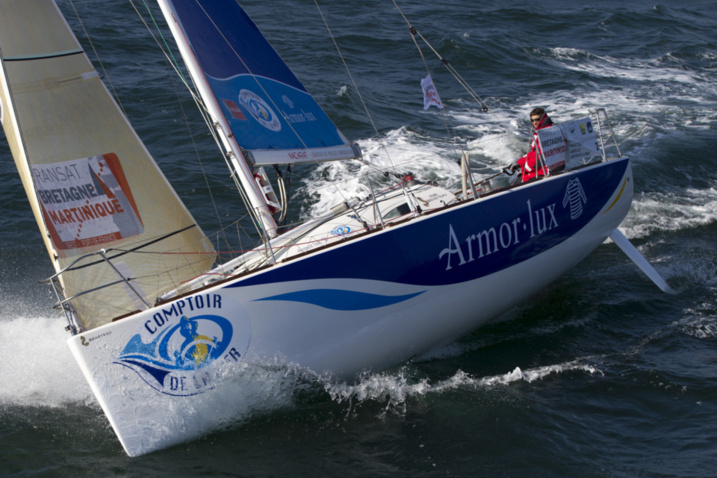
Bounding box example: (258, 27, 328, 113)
(530, 107, 551, 129)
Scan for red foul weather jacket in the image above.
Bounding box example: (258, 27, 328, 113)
(517, 115, 553, 181)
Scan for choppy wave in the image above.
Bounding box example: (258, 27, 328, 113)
(623, 188, 717, 239)
(678, 315, 717, 339)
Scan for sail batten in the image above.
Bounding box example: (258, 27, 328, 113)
(3, 49, 84, 61)
(0, 0, 216, 330)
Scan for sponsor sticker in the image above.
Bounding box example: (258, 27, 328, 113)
(331, 225, 352, 236)
(238, 89, 281, 132)
(440, 179, 589, 271)
(32, 154, 143, 256)
(222, 98, 247, 120)
(115, 293, 251, 396)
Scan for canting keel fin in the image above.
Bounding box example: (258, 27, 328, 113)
(609, 229, 675, 294)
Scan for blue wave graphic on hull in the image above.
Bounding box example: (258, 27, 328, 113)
(254, 289, 425, 310)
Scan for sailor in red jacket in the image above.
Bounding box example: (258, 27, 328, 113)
(509, 108, 554, 182)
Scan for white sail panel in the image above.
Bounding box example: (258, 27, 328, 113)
(0, 0, 215, 330)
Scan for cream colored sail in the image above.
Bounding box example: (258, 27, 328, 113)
(0, 0, 215, 330)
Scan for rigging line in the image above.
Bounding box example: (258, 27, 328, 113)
(44, 225, 200, 278)
(131, 1, 208, 117)
(185, 68, 264, 240)
(419, 30, 489, 111)
(165, 60, 234, 253)
(135, 0, 189, 84)
(66, 0, 127, 118)
(313, 0, 397, 175)
(165, 0, 308, 240)
(188, 0, 312, 155)
(390, 0, 489, 112)
(131, 0, 263, 244)
(388, 0, 464, 161)
(418, 34, 487, 111)
(131, 0, 233, 252)
(409, 26, 465, 161)
(390, 0, 499, 171)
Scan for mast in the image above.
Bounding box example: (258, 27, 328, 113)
(156, 0, 279, 238)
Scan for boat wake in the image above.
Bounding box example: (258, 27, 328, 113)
(322, 360, 603, 417)
(0, 307, 602, 425)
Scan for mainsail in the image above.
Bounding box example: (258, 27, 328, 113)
(158, 0, 361, 167)
(0, 0, 215, 330)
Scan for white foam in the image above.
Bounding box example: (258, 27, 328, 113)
(478, 362, 602, 386)
(296, 127, 463, 218)
(171, 360, 305, 433)
(622, 187, 717, 239)
(677, 314, 717, 339)
(324, 361, 602, 412)
(546, 47, 702, 86)
(0, 316, 94, 407)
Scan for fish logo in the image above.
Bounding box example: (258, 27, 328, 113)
(238, 89, 282, 132)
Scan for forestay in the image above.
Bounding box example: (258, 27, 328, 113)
(162, 0, 361, 166)
(0, 0, 215, 330)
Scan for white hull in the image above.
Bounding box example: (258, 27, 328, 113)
(68, 157, 633, 456)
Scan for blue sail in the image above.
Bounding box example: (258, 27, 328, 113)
(169, 0, 359, 164)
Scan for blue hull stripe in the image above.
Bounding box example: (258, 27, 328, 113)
(227, 158, 630, 290)
(254, 289, 425, 311)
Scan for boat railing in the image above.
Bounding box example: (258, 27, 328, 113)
(594, 108, 622, 160)
(366, 174, 386, 229)
(42, 247, 154, 333)
(460, 151, 479, 200)
(136, 109, 628, 309)
(46, 276, 83, 334)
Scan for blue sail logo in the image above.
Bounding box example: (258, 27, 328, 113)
(238, 89, 282, 132)
(116, 313, 239, 396)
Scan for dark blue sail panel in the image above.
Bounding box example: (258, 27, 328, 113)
(170, 0, 354, 160)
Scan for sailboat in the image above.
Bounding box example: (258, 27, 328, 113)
(0, 0, 670, 456)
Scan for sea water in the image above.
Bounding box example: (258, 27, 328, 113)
(1, 0, 715, 476)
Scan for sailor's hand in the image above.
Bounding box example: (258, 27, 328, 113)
(503, 164, 520, 175)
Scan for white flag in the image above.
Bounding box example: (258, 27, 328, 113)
(421, 75, 443, 110)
